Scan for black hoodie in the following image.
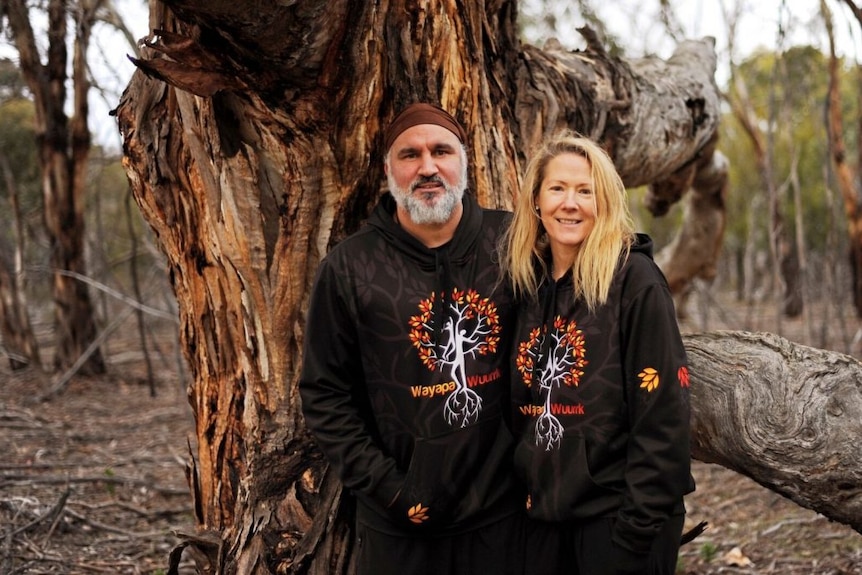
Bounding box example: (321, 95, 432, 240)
(299, 192, 521, 536)
(511, 234, 695, 556)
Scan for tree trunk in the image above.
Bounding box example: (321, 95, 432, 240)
(116, 1, 727, 572)
(654, 136, 728, 303)
(685, 330, 862, 534)
(0, 151, 40, 370)
(727, 69, 800, 323)
(0, 243, 39, 370)
(825, 2, 862, 318)
(4, 0, 105, 374)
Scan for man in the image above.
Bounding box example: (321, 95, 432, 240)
(299, 103, 523, 575)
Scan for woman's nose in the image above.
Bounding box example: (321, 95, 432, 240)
(562, 189, 579, 207)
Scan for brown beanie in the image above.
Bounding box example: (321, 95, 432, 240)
(383, 103, 466, 152)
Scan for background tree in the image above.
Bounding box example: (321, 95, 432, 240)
(0, 92, 40, 369)
(1, 0, 106, 374)
(826, 0, 862, 318)
(723, 2, 802, 323)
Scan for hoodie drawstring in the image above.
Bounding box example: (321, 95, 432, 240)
(534, 276, 558, 382)
(434, 248, 454, 357)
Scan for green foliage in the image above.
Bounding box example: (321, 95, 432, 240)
(84, 148, 158, 287)
(0, 58, 27, 100)
(0, 98, 40, 210)
(699, 541, 718, 562)
(0, 98, 44, 272)
(103, 467, 116, 495)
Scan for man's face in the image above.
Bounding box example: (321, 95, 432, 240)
(385, 123, 467, 225)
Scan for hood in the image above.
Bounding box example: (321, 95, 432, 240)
(631, 232, 654, 259)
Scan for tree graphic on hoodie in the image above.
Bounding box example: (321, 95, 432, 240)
(409, 288, 502, 427)
(516, 316, 588, 450)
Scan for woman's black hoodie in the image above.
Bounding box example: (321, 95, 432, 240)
(512, 233, 695, 556)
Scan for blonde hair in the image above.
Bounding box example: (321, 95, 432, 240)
(502, 131, 635, 311)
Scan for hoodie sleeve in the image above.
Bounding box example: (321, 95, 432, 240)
(612, 257, 692, 558)
(299, 259, 406, 509)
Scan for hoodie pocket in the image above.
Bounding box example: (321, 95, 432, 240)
(515, 433, 618, 522)
(389, 416, 511, 530)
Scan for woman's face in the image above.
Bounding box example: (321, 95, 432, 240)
(536, 152, 596, 269)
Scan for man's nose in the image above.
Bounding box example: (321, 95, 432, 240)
(418, 152, 438, 176)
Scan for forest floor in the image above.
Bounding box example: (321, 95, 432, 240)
(1, 289, 861, 574)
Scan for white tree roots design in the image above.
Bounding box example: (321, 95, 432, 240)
(409, 289, 502, 427)
(516, 317, 588, 450)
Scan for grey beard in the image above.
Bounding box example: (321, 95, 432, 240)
(388, 174, 466, 225)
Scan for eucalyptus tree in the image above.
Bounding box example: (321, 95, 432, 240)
(0, 92, 40, 369)
(1, 0, 107, 374)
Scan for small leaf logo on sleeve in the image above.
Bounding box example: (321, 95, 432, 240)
(638, 367, 660, 392)
(408, 503, 430, 524)
(678, 366, 690, 388)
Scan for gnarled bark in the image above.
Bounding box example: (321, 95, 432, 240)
(686, 331, 862, 534)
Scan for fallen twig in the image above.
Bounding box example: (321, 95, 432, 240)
(35, 309, 135, 403)
(0, 489, 70, 540)
(761, 515, 824, 536)
(74, 498, 191, 519)
(63, 506, 172, 539)
(0, 473, 188, 496)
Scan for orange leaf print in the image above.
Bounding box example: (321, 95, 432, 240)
(678, 366, 690, 388)
(451, 288, 465, 304)
(408, 503, 430, 524)
(638, 367, 660, 392)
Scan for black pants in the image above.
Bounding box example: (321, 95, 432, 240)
(355, 513, 528, 575)
(524, 514, 685, 575)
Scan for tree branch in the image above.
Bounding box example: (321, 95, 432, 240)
(685, 331, 862, 534)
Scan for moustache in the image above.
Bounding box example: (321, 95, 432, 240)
(411, 175, 446, 192)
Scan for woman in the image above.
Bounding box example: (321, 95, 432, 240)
(502, 131, 695, 574)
